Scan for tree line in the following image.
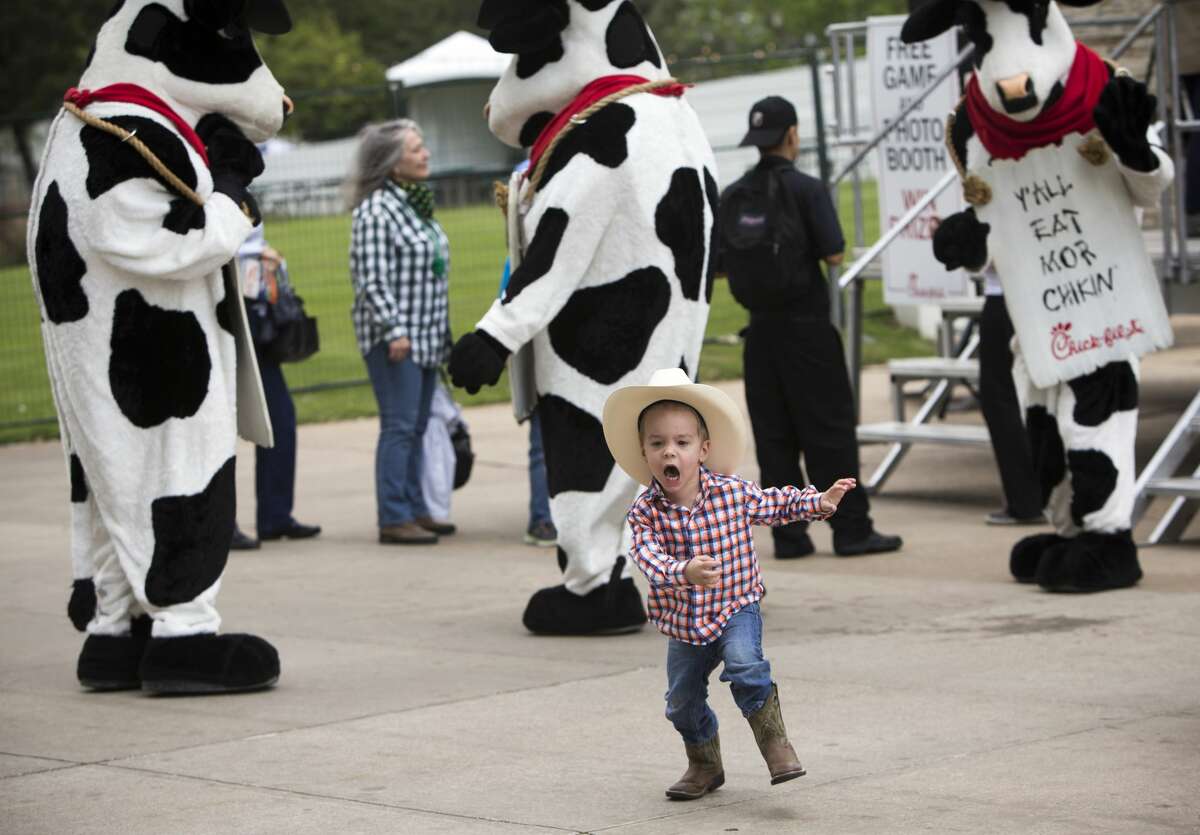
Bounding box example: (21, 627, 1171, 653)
(3, 0, 902, 180)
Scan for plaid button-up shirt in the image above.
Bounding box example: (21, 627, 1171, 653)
(349, 181, 451, 366)
(628, 467, 831, 645)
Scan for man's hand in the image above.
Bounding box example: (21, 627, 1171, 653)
(684, 556, 722, 588)
(819, 477, 857, 513)
(195, 113, 265, 224)
(1093, 75, 1158, 173)
(932, 209, 989, 272)
(388, 336, 411, 363)
(447, 329, 510, 394)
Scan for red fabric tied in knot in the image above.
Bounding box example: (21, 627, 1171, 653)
(964, 42, 1109, 162)
(65, 83, 210, 167)
(528, 74, 691, 177)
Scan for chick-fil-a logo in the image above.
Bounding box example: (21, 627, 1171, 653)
(1050, 319, 1145, 360)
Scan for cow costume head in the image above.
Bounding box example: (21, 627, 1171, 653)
(902, 0, 1101, 122)
(478, 0, 668, 147)
(79, 0, 292, 141)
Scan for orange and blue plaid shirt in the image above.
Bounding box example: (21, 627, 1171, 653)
(628, 467, 831, 645)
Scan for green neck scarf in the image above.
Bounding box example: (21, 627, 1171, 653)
(396, 180, 435, 220)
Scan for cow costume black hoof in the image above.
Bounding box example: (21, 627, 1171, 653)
(460, 1, 717, 634)
(1033, 530, 1141, 593)
(522, 558, 648, 635)
(27, 0, 293, 692)
(904, 0, 1174, 593)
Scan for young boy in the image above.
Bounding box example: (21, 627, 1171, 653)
(602, 368, 856, 800)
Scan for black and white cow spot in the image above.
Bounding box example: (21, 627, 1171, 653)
(1068, 361, 1138, 427)
(1025, 404, 1066, 507)
(70, 453, 89, 503)
(80, 114, 204, 234)
(145, 455, 235, 607)
(549, 266, 671, 385)
(505, 208, 569, 303)
(655, 167, 706, 302)
(519, 111, 555, 148)
(539, 102, 636, 189)
(702, 167, 719, 303)
(518, 39, 565, 78)
(539, 393, 614, 496)
(35, 182, 89, 325)
(125, 2, 264, 85)
(109, 289, 211, 428)
(215, 281, 236, 335)
(606, 1, 661, 69)
(679, 356, 689, 378)
(1067, 449, 1119, 527)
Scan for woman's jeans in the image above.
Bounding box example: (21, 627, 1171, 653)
(664, 603, 773, 744)
(364, 344, 436, 527)
(527, 409, 552, 527)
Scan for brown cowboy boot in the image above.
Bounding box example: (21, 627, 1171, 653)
(665, 734, 725, 800)
(747, 684, 806, 785)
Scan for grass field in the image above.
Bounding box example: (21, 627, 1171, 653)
(1, 179, 929, 444)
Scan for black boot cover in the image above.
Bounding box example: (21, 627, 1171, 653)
(139, 633, 280, 694)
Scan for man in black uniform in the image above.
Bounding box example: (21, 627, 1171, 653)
(724, 96, 902, 558)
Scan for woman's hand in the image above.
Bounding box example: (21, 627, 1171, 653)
(819, 478, 857, 513)
(388, 337, 411, 363)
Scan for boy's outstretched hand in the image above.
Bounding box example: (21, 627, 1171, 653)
(820, 478, 857, 513)
(684, 556, 722, 588)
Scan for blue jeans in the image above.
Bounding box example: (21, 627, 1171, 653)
(528, 409, 551, 527)
(664, 603, 773, 744)
(364, 344, 436, 527)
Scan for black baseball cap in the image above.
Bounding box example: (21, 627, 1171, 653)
(738, 96, 797, 148)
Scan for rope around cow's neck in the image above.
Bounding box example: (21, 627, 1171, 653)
(62, 101, 205, 207)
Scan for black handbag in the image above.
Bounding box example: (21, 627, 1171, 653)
(246, 259, 319, 364)
(262, 287, 319, 364)
(451, 420, 474, 489)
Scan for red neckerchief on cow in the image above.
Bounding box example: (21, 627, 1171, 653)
(965, 42, 1108, 161)
(527, 74, 690, 176)
(65, 84, 211, 167)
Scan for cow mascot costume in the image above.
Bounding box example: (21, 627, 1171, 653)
(904, 0, 1174, 591)
(27, 0, 293, 692)
(449, 0, 718, 634)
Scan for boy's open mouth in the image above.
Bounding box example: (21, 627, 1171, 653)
(663, 465, 680, 481)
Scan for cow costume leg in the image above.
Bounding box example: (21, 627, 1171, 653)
(28, 0, 293, 692)
(1012, 351, 1142, 591)
(451, 0, 717, 634)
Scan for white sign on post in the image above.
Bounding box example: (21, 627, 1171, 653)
(976, 135, 1173, 388)
(867, 16, 967, 304)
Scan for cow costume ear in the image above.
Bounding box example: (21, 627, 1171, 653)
(1056, 0, 1102, 5)
(478, 0, 570, 54)
(184, 0, 292, 34)
(901, 0, 959, 43)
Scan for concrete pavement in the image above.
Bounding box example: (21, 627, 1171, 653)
(2, 332, 1199, 834)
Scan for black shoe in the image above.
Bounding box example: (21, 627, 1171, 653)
(259, 520, 321, 541)
(985, 509, 1047, 526)
(775, 533, 815, 559)
(833, 531, 902, 557)
(230, 528, 260, 550)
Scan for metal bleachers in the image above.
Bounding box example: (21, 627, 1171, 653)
(856, 301, 990, 493)
(1131, 391, 1200, 544)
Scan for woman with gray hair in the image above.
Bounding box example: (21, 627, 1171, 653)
(348, 119, 453, 545)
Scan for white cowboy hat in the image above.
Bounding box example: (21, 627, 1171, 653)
(602, 368, 748, 487)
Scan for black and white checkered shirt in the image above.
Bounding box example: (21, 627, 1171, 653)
(349, 181, 451, 366)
